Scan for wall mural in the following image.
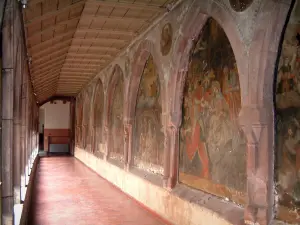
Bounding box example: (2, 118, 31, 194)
(179, 18, 246, 204)
(134, 55, 164, 175)
(93, 81, 104, 157)
(160, 23, 173, 56)
(76, 96, 83, 147)
(110, 75, 124, 161)
(83, 89, 92, 150)
(276, 0, 300, 221)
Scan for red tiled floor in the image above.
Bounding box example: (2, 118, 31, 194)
(29, 157, 169, 225)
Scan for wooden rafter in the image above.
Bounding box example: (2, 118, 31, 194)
(73, 37, 128, 44)
(25, 1, 85, 26)
(76, 28, 137, 37)
(67, 52, 113, 59)
(87, 0, 166, 12)
(33, 48, 69, 63)
(27, 17, 80, 40)
(29, 40, 71, 58)
(84, 15, 149, 23)
(28, 30, 74, 50)
(31, 59, 65, 72)
(70, 45, 120, 52)
(31, 68, 61, 80)
(64, 58, 106, 63)
(31, 62, 64, 74)
(30, 55, 66, 70)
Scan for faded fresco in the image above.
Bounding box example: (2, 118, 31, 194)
(179, 18, 246, 204)
(93, 81, 104, 157)
(76, 96, 83, 147)
(83, 89, 92, 150)
(134, 55, 164, 175)
(110, 75, 124, 162)
(276, 0, 300, 219)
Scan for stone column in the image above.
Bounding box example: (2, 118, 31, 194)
(70, 99, 76, 156)
(239, 106, 273, 225)
(123, 118, 133, 171)
(1, 0, 15, 223)
(13, 41, 22, 204)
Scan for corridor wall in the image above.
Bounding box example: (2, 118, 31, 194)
(74, 0, 293, 224)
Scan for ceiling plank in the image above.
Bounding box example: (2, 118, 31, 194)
(29, 40, 71, 58)
(65, 58, 106, 63)
(31, 62, 64, 74)
(84, 15, 149, 23)
(67, 52, 113, 59)
(31, 68, 62, 80)
(73, 37, 128, 44)
(76, 28, 137, 37)
(25, 1, 85, 26)
(30, 55, 66, 70)
(27, 17, 80, 40)
(33, 48, 69, 64)
(31, 59, 65, 72)
(70, 45, 120, 52)
(28, 30, 75, 50)
(88, 0, 166, 12)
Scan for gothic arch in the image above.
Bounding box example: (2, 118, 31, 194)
(106, 64, 125, 161)
(91, 79, 104, 155)
(125, 40, 166, 121)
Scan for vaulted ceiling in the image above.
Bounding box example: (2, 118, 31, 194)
(23, 0, 174, 103)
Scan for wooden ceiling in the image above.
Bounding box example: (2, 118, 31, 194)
(23, 0, 174, 103)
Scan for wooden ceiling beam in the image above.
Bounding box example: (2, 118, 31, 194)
(31, 62, 64, 75)
(31, 59, 65, 72)
(67, 52, 113, 59)
(30, 55, 66, 70)
(60, 72, 94, 76)
(31, 68, 61, 80)
(25, 1, 85, 26)
(84, 15, 148, 23)
(73, 37, 128, 44)
(35, 82, 58, 90)
(88, 0, 165, 12)
(35, 77, 60, 87)
(65, 58, 106, 63)
(29, 40, 71, 58)
(28, 30, 74, 50)
(27, 17, 80, 40)
(76, 28, 137, 37)
(70, 45, 120, 52)
(33, 48, 69, 64)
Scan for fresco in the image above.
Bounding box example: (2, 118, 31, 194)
(93, 81, 104, 157)
(76, 96, 83, 147)
(134, 55, 164, 175)
(275, 1, 300, 221)
(83, 89, 92, 150)
(110, 75, 124, 162)
(229, 0, 253, 12)
(160, 23, 173, 56)
(179, 18, 246, 204)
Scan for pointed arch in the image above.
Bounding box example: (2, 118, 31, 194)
(91, 78, 104, 155)
(106, 64, 125, 161)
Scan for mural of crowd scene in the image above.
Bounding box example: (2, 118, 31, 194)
(133, 55, 164, 175)
(83, 89, 92, 150)
(93, 80, 104, 157)
(110, 75, 124, 162)
(179, 18, 247, 204)
(275, 1, 300, 221)
(76, 96, 83, 147)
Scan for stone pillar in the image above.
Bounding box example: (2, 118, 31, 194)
(13, 41, 22, 204)
(103, 125, 109, 161)
(1, 0, 15, 223)
(69, 99, 75, 155)
(239, 106, 273, 225)
(123, 118, 133, 171)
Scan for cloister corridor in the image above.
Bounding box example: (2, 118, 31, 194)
(1, 0, 300, 225)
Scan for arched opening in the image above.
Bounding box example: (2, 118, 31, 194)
(133, 55, 164, 175)
(82, 89, 92, 150)
(275, 1, 300, 223)
(109, 72, 124, 162)
(92, 80, 104, 157)
(178, 18, 246, 204)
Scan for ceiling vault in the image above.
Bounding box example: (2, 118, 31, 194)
(23, 0, 174, 103)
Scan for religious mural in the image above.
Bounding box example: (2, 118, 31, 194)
(179, 18, 246, 204)
(110, 75, 124, 162)
(93, 81, 104, 157)
(275, 0, 300, 221)
(83, 89, 92, 150)
(134, 55, 164, 175)
(160, 23, 173, 56)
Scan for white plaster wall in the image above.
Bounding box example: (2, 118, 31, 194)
(41, 101, 70, 129)
(75, 148, 235, 225)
